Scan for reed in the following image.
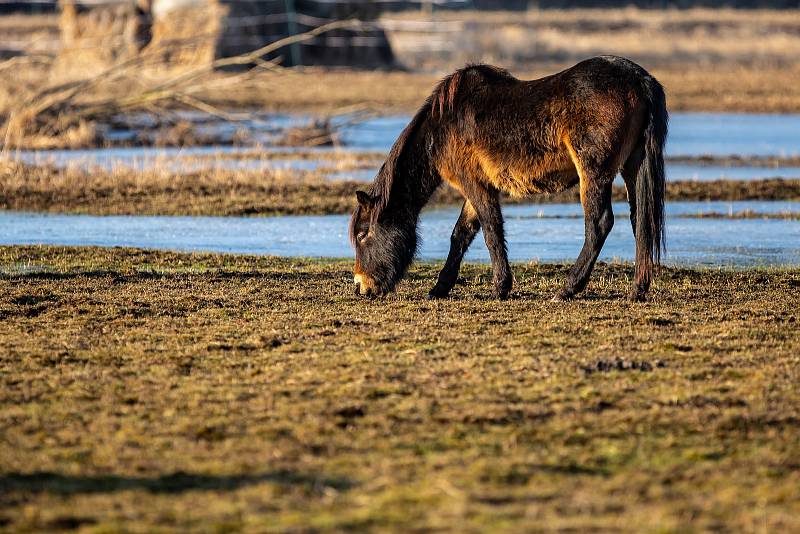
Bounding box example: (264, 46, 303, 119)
(0, 20, 360, 150)
(2, 159, 798, 217)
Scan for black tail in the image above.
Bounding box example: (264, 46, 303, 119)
(634, 75, 668, 286)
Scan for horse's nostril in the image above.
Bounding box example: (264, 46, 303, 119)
(354, 282, 361, 295)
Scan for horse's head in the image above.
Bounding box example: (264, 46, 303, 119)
(350, 190, 417, 297)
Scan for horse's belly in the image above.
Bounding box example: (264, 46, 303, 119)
(487, 160, 578, 197)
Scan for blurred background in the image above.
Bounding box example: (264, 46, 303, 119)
(3, 0, 800, 145)
(0, 0, 798, 263)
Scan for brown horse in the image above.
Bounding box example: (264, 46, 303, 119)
(350, 56, 667, 301)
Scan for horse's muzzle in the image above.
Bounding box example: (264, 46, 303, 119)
(354, 273, 382, 297)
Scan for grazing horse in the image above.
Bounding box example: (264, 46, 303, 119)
(350, 56, 667, 301)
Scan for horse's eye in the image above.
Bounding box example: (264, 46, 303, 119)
(357, 231, 368, 243)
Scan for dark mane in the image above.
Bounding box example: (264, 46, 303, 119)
(350, 99, 432, 243)
(370, 100, 432, 215)
(430, 63, 514, 119)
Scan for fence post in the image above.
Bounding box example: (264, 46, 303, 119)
(284, 0, 302, 66)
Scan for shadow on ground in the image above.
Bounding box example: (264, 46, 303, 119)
(0, 470, 357, 495)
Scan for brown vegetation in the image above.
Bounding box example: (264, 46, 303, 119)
(3, 9, 800, 149)
(0, 246, 798, 531)
(0, 160, 362, 216)
(0, 20, 357, 149)
(1, 160, 799, 216)
(386, 8, 800, 70)
(58, 0, 148, 70)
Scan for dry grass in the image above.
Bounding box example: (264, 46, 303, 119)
(0, 14, 59, 55)
(3, 62, 800, 150)
(0, 160, 364, 216)
(4, 9, 800, 150)
(387, 8, 800, 70)
(1, 160, 799, 216)
(0, 246, 798, 531)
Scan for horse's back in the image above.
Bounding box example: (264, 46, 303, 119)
(435, 57, 651, 196)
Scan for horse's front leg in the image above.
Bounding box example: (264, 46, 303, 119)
(461, 185, 512, 300)
(429, 200, 481, 299)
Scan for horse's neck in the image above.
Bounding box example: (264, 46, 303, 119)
(385, 136, 440, 219)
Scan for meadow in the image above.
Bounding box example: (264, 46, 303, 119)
(1, 7, 800, 532)
(1, 246, 799, 532)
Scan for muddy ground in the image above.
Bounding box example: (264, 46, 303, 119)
(0, 246, 799, 531)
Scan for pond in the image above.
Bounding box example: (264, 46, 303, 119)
(3, 201, 798, 266)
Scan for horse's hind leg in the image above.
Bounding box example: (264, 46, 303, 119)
(621, 142, 644, 237)
(429, 200, 481, 299)
(554, 143, 615, 301)
(553, 177, 614, 301)
(621, 141, 650, 300)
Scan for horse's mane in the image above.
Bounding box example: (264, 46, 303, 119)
(431, 63, 514, 119)
(370, 64, 513, 210)
(351, 63, 515, 243)
(368, 99, 431, 217)
(350, 97, 432, 245)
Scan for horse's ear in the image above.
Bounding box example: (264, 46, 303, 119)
(356, 190, 376, 209)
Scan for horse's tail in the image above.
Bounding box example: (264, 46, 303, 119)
(633, 74, 668, 287)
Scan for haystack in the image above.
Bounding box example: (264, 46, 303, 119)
(147, 0, 223, 65)
(149, 0, 394, 68)
(56, 0, 394, 70)
(58, 0, 152, 72)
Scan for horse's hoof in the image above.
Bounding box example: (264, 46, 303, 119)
(627, 289, 647, 302)
(551, 290, 573, 302)
(492, 289, 510, 300)
(427, 285, 451, 300)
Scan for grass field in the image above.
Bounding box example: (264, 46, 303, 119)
(1, 246, 799, 531)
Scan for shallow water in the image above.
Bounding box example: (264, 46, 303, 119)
(99, 111, 800, 157)
(10, 113, 800, 181)
(13, 151, 800, 185)
(3, 201, 798, 266)
(666, 163, 800, 181)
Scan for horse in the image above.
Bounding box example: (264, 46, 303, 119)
(350, 56, 667, 302)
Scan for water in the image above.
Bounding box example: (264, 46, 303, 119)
(3, 201, 798, 266)
(667, 113, 800, 157)
(10, 113, 800, 181)
(98, 112, 800, 157)
(341, 113, 800, 157)
(667, 163, 800, 181)
(12, 151, 800, 183)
